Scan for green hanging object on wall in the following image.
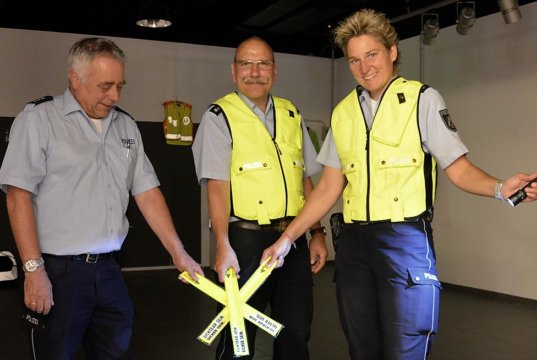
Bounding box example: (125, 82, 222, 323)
(163, 100, 193, 146)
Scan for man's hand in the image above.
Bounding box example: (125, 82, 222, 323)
(174, 247, 204, 282)
(213, 243, 240, 283)
(309, 235, 328, 274)
(260, 234, 293, 269)
(24, 267, 54, 315)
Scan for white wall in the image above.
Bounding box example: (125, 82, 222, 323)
(0, 28, 335, 266)
(419, 3, 537, 299)
(1, 1, 537, 299)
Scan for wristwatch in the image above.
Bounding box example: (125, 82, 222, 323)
(23, 257, 45, 272)
(309, 226, 327, 237)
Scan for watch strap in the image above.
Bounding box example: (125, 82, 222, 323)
(309, 226, 326, 237)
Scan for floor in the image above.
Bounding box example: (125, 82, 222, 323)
(2, 262, 537, 360)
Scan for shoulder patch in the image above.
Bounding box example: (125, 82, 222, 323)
(439, 109, 457, 132)
(420, 84, 430, 93)
(27, 95, 53, 106)
(115, 106, 135, 120)
(209, 104, 223, 116)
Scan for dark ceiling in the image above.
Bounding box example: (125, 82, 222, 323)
(0, 0, 533, 58)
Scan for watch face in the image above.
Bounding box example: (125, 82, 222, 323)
(24, 258, 44, 272)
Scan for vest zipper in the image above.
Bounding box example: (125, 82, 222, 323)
(359, 96, 371, 223)
(365, 129, 371, 222)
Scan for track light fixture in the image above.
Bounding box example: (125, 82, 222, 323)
(456, 2, 476, 35)
(421, 13, 439, 46)
(136, 0, 172, 28)
(497, 0, 522, 24)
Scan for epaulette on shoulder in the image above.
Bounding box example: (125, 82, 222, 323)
(209, 104, 223, 116)
(115, 106, 135, 120)
(420, 84, 430, 93)
(27, 95, 53, 106)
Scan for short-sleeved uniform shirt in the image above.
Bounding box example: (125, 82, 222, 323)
(192, 92, 322, 184)
(317, 86, 468, 170)
(0, 89, 159, 254)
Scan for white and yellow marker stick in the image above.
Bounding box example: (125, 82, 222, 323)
(225, 268, 249, 356)
(179, 257, 284, 354)
(180, 258, 284, 344)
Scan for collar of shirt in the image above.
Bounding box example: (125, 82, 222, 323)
(357, 89, 374, 129)
(236, 91, 276, 136)
(63, 88, 116, 123)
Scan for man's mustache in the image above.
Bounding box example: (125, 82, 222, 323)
(243, 79, 268, 85)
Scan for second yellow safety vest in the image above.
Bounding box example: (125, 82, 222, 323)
(332, 77, 437, 223)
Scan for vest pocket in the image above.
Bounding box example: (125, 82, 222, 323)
(407, 267, 441, 334)
(232, 158, 273, 196)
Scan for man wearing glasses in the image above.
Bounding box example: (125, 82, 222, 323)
(192, 36, 327, 360)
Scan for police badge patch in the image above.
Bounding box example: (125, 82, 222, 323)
(439, 109, 457, 132)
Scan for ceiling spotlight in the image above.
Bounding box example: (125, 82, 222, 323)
(421, 14, 439, 46)
(456, 2, 476, 35)
(497, 0, 522, 24)
(136, 0, 172, 28)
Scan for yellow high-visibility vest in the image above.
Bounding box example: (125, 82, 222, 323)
(214, 93, 305, 224)
(332, 77, 437, 223)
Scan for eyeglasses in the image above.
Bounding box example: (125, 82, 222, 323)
(235, 60, 275, 70)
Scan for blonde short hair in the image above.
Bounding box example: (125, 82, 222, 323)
(334, 9, 401, 73)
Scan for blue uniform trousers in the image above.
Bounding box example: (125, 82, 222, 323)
(215, 224, 313, 360)
(335, 219, 440, 360)
(31, 254, 134, 360)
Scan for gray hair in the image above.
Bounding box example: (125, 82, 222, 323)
(68, 37, 126, 80)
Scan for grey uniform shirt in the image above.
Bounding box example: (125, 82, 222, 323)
(317, 86, 469, 170)
(0, 89, 159, 254)
(192, 92, 322, 184)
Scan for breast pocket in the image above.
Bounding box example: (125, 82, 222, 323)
(232, 156, 274, 196)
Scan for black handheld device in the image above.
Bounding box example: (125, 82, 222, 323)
(329, 212, 344, 252)
(507, 177, 537, 207)
(22, 309, 47, 330)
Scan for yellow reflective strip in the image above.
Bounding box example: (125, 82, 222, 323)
(239, 257, 275, 301)
(242, 161, 263, 170)
(179, 272, 227, 305)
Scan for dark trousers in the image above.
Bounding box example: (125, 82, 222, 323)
(215, 224, 313, 360)
(335, 220, 440, 360)
(31, 254, 134, 360)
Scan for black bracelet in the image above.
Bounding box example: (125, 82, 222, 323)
(309, 226, 326, 237)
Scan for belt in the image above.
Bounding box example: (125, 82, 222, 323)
(351, 210, 433, 225)
(231, 217, 294, 232)
(42, 252, 118, 263)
